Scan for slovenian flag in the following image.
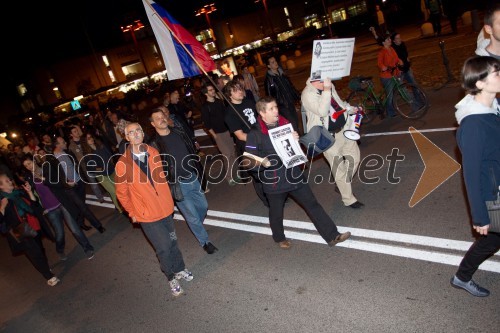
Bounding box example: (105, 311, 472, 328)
(142, 0, 216, 80)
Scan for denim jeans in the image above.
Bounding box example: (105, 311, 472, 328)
(401, 69, 425, 109)
(176, 173, 210, 247)
(45, 207, 66, 254)
(69, 181, 103, 229)
(381, 77, 396, 117)
(59, 205, 94, 253)
(140, 215, 186, 281)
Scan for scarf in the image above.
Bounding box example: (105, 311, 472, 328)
(1, 190, 33, 217)
(257, 115, 289, 135)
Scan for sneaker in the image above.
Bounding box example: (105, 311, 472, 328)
(328, 232, 351, 247)
(58, 253, 68, 261)
(169, 279, 184, 297)
(278, 239, 291, 249)
(175, 269, 194, 282)
(228, 179, 237, 186)
(450, 275, 490, 297)
(85, 250, 95, 260)
(47, 276, 60, 287)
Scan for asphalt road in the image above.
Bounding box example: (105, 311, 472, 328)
(1, 21, 499, 333)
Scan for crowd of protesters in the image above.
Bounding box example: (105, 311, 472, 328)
(1, 3, 498, 298)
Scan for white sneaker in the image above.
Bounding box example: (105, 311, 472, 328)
(169, 279, 184, 296)
(175, 269, 194, 281)
(47, 276, 60, 287)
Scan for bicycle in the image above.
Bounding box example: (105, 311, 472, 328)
(346, 68, 429, 124)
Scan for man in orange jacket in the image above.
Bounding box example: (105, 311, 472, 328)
(115, 122, 192, 297)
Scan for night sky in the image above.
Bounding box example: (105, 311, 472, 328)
(1, 0, 266, 114)
(0, 0, 309, 120)
(6, 0, 274, 74)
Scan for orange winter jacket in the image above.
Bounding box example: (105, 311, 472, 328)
(115, 145, 174, 223)
(377, 47, 401, 79)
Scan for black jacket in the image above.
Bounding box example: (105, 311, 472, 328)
(147, 127, 204, 184)
(245, 116, 305, 194)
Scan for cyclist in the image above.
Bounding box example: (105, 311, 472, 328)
(376, 34, 403, 118)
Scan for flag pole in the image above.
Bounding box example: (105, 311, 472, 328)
(147, 6, 251, 129)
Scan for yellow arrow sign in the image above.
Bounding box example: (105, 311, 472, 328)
(408, 127, 461, 207)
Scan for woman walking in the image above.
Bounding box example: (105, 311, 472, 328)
(450, 56, 500, 297)
(0, 173, 60, 286)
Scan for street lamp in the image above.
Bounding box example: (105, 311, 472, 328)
(195, 3, 217, 31)
(195, 3, 219, 53)
(120, 20, 150, 79)
(255, 0, 276, 40)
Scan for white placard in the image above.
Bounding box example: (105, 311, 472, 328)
(268, 124, 307, 169)
(310, 38, 355, 81)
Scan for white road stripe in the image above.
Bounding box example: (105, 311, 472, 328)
(363, 127, 458, 137)
(86, 195, 500, 273)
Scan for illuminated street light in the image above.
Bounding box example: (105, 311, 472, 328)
(195, 3, 219, 53)
(195, 3, 217, 32)
(120, 20, 150, 78)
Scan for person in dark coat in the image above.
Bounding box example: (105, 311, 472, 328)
(264, 56, 300, 132)
(450, 56, 500, 297)
(0, 173, 60, 286)
(245, 97, 351, 249)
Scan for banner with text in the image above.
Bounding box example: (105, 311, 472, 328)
(268, 124, 307, 169)
(310, 38, 355, 81)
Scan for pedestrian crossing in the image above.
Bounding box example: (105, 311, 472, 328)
(86, 194, 500, 274)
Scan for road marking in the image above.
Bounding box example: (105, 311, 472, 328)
(86, 195, 499, 273)
(363, 127, 457, 137)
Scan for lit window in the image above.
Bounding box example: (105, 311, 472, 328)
(331, 9, 347, 22)
(102, 55, 110, 67)
(108, 70, 117, 82)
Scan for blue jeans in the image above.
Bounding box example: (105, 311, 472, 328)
(47, 205, 94, 253)
(401, 70, 425, 110)
(176, 173, 210, 247)
(381, 77, 396, 117)
(140, 216, 185, 281)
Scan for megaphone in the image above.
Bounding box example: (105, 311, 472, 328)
(343, 111, 364, 141)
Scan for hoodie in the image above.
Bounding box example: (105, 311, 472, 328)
(475, 29, 500, 59)
(455, 94, 500, 227)
(455, 94, 499, 124)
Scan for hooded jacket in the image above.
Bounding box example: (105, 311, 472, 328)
(301, 79, 354, 133)
(475, 29, 491, 57)
(455, 94, 500, 227)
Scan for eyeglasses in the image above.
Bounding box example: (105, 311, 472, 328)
(126, 128, 143, 136)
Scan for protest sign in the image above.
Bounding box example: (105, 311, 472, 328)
(310, 38, 355, 81)
(268, 124, 307, 169)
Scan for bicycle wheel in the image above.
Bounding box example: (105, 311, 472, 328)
(346, 91, 378, 124)
(392, 83, 428, 119)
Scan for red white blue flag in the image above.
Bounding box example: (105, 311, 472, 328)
(142, 0, 216, 80)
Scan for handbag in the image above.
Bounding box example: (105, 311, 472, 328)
(299, 125, 335, 158)
(9, 207, 38, 242)
(170, 181, 184, 202)
(486, 187, 500, 234)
